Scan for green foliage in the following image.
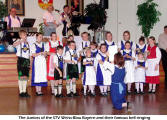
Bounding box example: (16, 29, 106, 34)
(136, 0, 161, 37)
(0, 1, 8, 20)
(38, 23, 44, 34)
(84, 3, 107, 32)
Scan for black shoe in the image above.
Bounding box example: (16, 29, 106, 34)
(127, 91, 132, 94)
(19, 93, 24, 97)
(127, 102, 131, 110)
(90, 93, 96, 97)
(55, 94, 60, 98)
(67, 93, 73, 97)
(135, 91, 140, 94)
(83, 93, 87, 97)
(24, 92, 30, 97)
(140, 91, 145, 94)
(51, 93, 54, 95)
(36, 92, 43, 96)
(148, 90, 152, 93)
(152, 90, 156, 94)
(104, 92, 108, 96)
(73, 93, 79, 97)
(100, 93, 105, 96)
(59, 94, 64, 98)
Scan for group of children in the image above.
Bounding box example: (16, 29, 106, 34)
(13, 30, 161, 110)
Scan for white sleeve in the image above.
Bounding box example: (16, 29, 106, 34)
(155, 47, 161, 64)
(53, 55, 58, 66)
(83, 58, 86, 63)
(145, 60, 148, 68)
(43, 12, 47, 20)
(5, 17, 9, 26)
(96, 54, 101, 61)
(31, 44, 36, 54)
(132, 42, 136, 51)
(132, 51, 135, 58)
(134, 60, 138, 67)
(103, 61, 115, 74)
(118, 41, 121, 49)
(64, 51, 71, 61)
(45, 42, 49, 52)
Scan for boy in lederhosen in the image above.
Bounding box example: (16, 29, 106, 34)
(13, 30, 30, 98)
(53, 45, 64, 97)
(64, 41, 79, 97)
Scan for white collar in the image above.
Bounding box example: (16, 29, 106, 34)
(99, 51, 106, 57)
(91, 49, 98, 53)
(105, 40, 113, 45)
(137, 59, 145, 62)
(124, 49, 131, 53)
(115, 65, 124, 69)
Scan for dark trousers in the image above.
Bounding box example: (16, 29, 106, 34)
(160, 49, 167, 87)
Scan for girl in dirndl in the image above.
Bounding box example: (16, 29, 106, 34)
(96, 44, 112, 96)
(135, 36, 147, 55)
(31, 33, 47, 96)
(134, 52, 148, 94)
(122, 41, 135, 94)
(100, 31, 115, 51)
(103, 52, 131, 110)
(146, 36, 161, 93)
(46, 32, 61, 95)
(83, 48, 96, 96)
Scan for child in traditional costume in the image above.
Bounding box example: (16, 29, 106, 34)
(122, 41, 135, 94)
(31, 33, 48, 96)
(13, 30, 31, 97)
(135, 36, 147, 55)
(146, 36, 161, 93)
(103, 52, 131, 110)
(46, 32, 61, 95)
(83, 48, 96, 96)
(134, 52, 148, 94)
(96, 44, 111, 96)
(64, 41, 79, 97)
(53, 45, 64, 97)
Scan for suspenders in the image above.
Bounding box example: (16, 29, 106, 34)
(20, 43, 30, 58)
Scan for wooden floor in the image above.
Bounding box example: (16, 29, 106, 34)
(0, 82, 167, 115)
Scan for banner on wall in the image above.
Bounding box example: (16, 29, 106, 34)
(38, 0, 53, 9)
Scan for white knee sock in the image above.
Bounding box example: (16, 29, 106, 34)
(66, 83, 70, 94)
(18, 80, 23, 94)
(99, 86, 104, 93)
(70, 81, 73, 92)
(135, 83, 139, 92)
(58, 84, 62, 95)
(107, 86, 110, 92)
(22, 80, 27, 93)
(140, 83, 143, 92)
(104, 86, 107, 93)
(84, 85, 87, 94)
(127, 83, 131, 91)
(72, 82, 76, 94)
(89, 85, 95, 93)
(153, 84, 156, 91)
(149, 84, 152, 91)
(54, 85, 58, 96)
(50, 80, 55, 93)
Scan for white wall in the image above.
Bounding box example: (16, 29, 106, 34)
(2, 0, 167, 43)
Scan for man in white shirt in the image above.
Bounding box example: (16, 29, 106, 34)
(3, 8, 21, 44)
(158, 25, 167, 87)
(43, 5, 57, 36)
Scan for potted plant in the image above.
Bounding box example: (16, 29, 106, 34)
(136, 0, 161, 38)
(0, 1, 8, 21)
(84, 2, 107, 41)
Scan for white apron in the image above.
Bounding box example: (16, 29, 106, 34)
(85, 66, 96, 85)
(146, 59, 159, 76)
(124, 61, 135, 83)
(34, 55, 47, 83)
